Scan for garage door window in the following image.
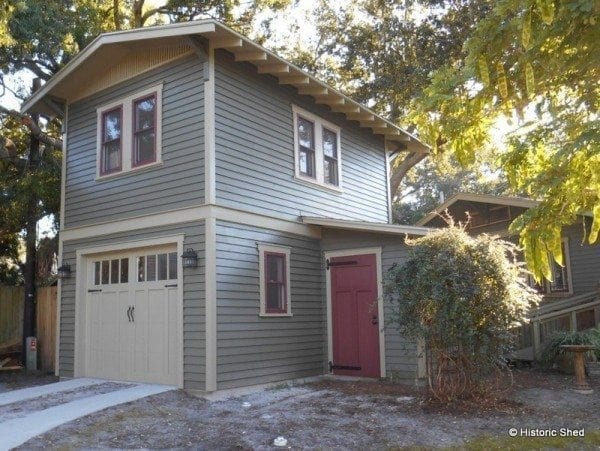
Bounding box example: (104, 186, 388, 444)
(137, 252, 178, 282)
(94, 258, 129, 285)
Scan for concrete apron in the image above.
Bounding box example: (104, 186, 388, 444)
(0, 379, 174, 450)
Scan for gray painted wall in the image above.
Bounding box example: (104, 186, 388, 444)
(214, 50, 389, 223)
(65, 55, 205, 228)
(215, 220, 324, 389)
(320, 229, 419, 382)
(563, 222, 600, 296)
(59, 221, 205, 390)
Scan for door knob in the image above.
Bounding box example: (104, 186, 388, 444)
(372, 315, 378, 325)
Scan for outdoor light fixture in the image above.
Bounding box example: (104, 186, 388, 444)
(181, 248, 198, 268)
(57, 263, 71, 279)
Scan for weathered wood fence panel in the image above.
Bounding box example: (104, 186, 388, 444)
(0, 286, 23, 348)
(0, 285, 56, 371)
(36, 286, 56, 371)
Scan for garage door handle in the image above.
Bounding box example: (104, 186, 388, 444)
(165, 284, 177, 288)
(88, 289, 102, 293)
(126, 306, 132, 322)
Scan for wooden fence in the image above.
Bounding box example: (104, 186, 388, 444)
(0, 286, 23, 349)
(0, 285, 56, 371)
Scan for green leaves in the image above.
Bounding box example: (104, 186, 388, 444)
(384, 225, 540, 400)
(536, 0, 555, 25)
(414, 0, 600, 282)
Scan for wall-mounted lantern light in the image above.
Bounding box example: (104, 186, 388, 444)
(57, 263, 71, 279)
(181, 248, 198, 268)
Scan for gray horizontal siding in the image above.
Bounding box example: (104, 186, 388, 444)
(216, 220, 324, 390)
(65, 55, 205, 228)
(59, 221, 205, 390)
(214, 50, 389, 223)
(320, 229, 418, 381)
(563, 222, 600, 296)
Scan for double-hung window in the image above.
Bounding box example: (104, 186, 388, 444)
(133, 95, 157, 167)
(258, 244, 292, 316)
(96, 84, 162, 179)
(293, 105, 342, 190)
(100, 107, 123, 175)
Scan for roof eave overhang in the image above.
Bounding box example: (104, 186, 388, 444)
(415, 193, 541, 226)
(21, 19, 429, 152)
(302, 216, 431, 236)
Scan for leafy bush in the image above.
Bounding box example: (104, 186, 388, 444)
(384, 224, 541, 402)
(541, 329, 600, 364)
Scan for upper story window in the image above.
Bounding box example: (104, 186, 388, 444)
(258, 244, 292, 316)
(96, 84, 162, 179)
(292, 105, 342, 191)
(133, 95, 157, 167)
(527, 237, 572, 296)
(100, 107, 123, 175)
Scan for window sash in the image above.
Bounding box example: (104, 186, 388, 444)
(264, 252, 287, 313)
(132, 94, 157, 167)
(100, 107, 122, 175)
(293, 106, 341, 189)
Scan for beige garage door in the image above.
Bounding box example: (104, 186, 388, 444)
(85, 246, 180, 385)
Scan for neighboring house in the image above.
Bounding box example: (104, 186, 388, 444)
(22, 20, 432, 392)
(417, 193, 600, 359)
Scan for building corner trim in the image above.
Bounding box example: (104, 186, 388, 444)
(205, 215, 217, 391)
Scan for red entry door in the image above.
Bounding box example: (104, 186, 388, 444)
(330, 253, 380, 378)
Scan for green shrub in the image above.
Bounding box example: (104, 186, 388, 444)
(384, 224, 541, 401)
(541, 329, 600, 364)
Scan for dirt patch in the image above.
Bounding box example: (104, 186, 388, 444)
(17, 368, 600, 449)
(0, 370, 58, 392)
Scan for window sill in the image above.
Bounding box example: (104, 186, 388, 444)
(258, 313, 293, 318)
(95, 160, 163, 182)
(293, 175, 343, 194)
(543, 292, 574, 298)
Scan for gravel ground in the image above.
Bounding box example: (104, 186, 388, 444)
(0, 370, 58, 392)
(15, 368, 600, 449)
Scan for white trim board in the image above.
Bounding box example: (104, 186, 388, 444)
(323, 247, 386, 378)
(60, 205, 322, 242)
(204, 216, 217, 392)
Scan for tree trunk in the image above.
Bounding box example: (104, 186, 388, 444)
(21, 78, 41, 367)
(389, 152, 428, 200)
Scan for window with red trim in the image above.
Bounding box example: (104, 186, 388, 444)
(258, 244, 291, 316)
(265, 252, 287, 313)
(100, 107, 122, 175)
(133, 94, 157, 167)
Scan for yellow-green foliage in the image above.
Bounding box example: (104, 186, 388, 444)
(411, 0, 600, 282)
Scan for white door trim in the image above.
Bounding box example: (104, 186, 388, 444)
(324, 246, 386, 378)
(74, 234, 185, 388)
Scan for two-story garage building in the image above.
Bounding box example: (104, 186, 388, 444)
(22, 20, 431, 393)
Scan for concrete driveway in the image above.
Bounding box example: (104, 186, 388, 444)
(0, 378, 173, 450)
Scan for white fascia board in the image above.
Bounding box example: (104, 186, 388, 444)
(302, 216, 431, 236)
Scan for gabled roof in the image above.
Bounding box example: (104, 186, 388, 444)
(22, 19, 429, 153)
(415, 193, 539, 226)
(302, 216, 431, 236)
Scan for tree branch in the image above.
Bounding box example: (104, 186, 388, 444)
(0, 105, 63, 150)
(389, 152, 428, 199)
